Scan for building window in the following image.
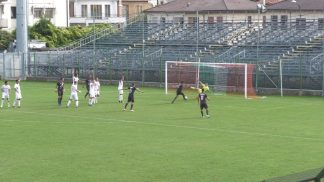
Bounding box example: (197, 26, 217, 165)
(248, 16, 252, 25)
(173, 17, 184, 24)
(136, 5, 142, 15)
(188, 17, 198, 24)
(105, 5, 110, 17)
(296, 18, 306, 30)
(69, 2, 74, 17)
(0, 5, 4, 15)
(318, 18, 324, 30)
(280, 15, 288, 29)
(34, 8, 43, 18)
(208, 17, 214, 24)
(271, 15, 278, 30)
(11, 7, 16, 19)
(45, 8, 54, 18)
(216, 16, 223, 23)
(216, 17, 223, 30)
(262, 16, 267, 27)
(160, 17, 166, 24)
(91, 5, 102, 19)
(81, 5, 87, 18)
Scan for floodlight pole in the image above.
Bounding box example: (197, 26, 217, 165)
(196, 10, 200, 88)
(256, 6, 260, 92)
(291, 0, 302, 18)
(322, 21, 324, 96)
(16, 0, 29, 79)
(280, 59, 283, 96)
(93, 18, 96, 76)
(142, 14, 145, 86)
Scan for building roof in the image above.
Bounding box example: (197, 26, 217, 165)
(144, 0, 260, 13)
(145, 0, 324, 13)
(267, 0, 324, 10)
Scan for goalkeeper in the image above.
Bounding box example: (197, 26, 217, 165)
(191, 81, 209, 93)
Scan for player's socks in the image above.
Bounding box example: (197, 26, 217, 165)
(206, 110, 209, 116)
(124, 103, 128, 109)
(1, 99, 3, 108)
(18, 100, 21, 108)
(67, 100, 71, 107)
(171, 97, 177, 104)
(130, 103, 134, 110)
(119, 94, 123, 103)
(201, 111, 204, 117)
(76, 101, 79, 108)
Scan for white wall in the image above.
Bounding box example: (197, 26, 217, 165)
(1, 0, 68, 31)
(28, 0, 68, 27)
(0, 0, 16, 30)
(73, 0, 118, 18)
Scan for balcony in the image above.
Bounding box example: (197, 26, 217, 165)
(0, 19, 8, 28)
(70, 16, 126, 26)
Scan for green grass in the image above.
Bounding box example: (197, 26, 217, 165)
(1, 81, 324, 182)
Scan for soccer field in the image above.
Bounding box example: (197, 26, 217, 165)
(1, 81, 324, 182)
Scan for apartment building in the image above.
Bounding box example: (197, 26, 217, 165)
(69, 0, 126, 26)
(0, 0, 68, 31)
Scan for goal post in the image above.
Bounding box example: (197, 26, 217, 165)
(165, 61, 256, 99)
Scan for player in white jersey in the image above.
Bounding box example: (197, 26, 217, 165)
(72, 72, 79, 85)
(67, 81, 80, 108)
(94, 77, 100, 103)
(1, 80, 11, 108)
(88, 79, 96, 106)
(13, 79, 22, 108)
(118, 75, 124, 103)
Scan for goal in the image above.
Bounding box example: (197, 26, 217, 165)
(165, 61, 256, 99)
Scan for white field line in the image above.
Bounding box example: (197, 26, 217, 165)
(0, 118, 115, 125)
(4, 110, 324, 142)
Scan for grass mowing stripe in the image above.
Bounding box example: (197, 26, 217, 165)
(11, 110, 324, 142)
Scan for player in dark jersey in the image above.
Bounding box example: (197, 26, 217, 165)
(56, 77, 64, 106)
(171, 81, 187, 104)
(198, 89, 209, 118)
(123, 83, 143, 112)
(84, 78, 90, 98)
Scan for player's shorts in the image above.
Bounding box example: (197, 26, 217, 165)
(15, 93, 22, 100)
(118, 89, 123, 95)
(200, 103, 208, 110)
(89, 91, 96, 98)
(69, 93, 78, 101)
(2, 93, 9, 99)
(176, 91, 184, 95)
(127, 95, 134, 102)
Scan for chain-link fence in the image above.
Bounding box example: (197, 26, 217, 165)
(1, 16, 324, 95)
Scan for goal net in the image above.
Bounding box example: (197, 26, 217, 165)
(165, 61, 256, 99)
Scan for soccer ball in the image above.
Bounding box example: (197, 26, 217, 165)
(185, 96, 188, 100)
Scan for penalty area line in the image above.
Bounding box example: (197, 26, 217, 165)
(14, 110, 324, 142)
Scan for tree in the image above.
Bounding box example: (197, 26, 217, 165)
(0, 30, 15, 50)
(29, 18, 114, 48)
